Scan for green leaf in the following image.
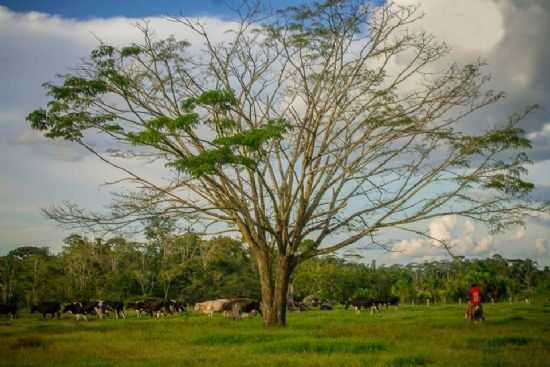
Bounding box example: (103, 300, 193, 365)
(167, 147, 256, 177)
(173, 113, 199, 130)
(180, 97, 196, 112)
(120, 45, 142, 58)
(46, 77, 108, 101)
(127, 129, 163, 145)
(196, 90, 237, 110)
(213, 119, 291, 151)
(103, 124, 124, 133)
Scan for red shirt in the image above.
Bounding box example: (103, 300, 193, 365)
(469, 287, 481, 305)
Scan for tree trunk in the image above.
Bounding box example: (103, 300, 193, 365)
(32, 258, 39, 304)
(163, 281, 171, 300)
(256, 254, 294, 327)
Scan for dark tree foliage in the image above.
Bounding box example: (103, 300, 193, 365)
(1, 234, 259, 305)
(2, 238, 548, 307)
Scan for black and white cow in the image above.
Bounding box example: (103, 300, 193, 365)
(142, 298, 166, 319)
(125, 299, 184, 318)
(0, 303, 17, 318)
(102, 301, 126, 319)
(62, 302, 92, 321)
(166, 300, 185, 314)
(288, 301, 308, 312)
(63, 300, 105, 320)
(223, 298, 260, 313)
(30, 302, 61, 319)
(380, 295, 399, 308)
(126, 301, 145, 318)
(222, 298, 261, 319)
(347, 297, 380, 314)
(302, 295, 321, 308)
(83, 300, 105, 318)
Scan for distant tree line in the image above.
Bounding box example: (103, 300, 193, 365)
(1, 231, 549, 307)
(0, 229, 259, 306)
(293, 255, 550, 305)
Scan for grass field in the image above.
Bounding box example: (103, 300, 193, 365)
(1, 303, 549, 367)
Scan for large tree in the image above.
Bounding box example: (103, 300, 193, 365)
(27, 0, 545, 325)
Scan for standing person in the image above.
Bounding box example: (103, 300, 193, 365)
(465, 283, 484, 322)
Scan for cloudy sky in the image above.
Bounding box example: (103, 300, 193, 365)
(0, 0, 549, 265)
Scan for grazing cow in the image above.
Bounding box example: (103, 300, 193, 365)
(102, 301, 126, 319)
(347, 297, 380, 314)
(142, 298, 167, 319)
(222, 298, 261, 319)
(30, 302, 61, 319)
(241, 299, 261, 314)
(288, 301, 308, 312)
(126, 301, 143, 318)
(171, 300, 186, 314)
(81, 300, 105, 318)
(126, 299, 184, 319)
(62, 301, 105, 320)
(223, 303, 243, 320)
(194, 299, 230, 318)
(302, 295, 321, 308)
(63, 302, 91, 321)
(160, 299, 184, 315)
(126, 301, 145, 318)
(0, 303, 17, 318)
(223, 298, 260, 313)
(385, 295, 400, 306)
(164, 299, 185, 315)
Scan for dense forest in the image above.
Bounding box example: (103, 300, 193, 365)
(1, 230, 549, 307)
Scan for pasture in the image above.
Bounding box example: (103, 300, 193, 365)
(1, 303, 549, 367)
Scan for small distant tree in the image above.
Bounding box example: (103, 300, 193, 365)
(8, 247, 50, 305)
(0, 253, 19, 303)
(27, 0, 546, 325)
(144, 217, 177, 299)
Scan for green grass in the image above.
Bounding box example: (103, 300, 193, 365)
(0, 303, 549, 367)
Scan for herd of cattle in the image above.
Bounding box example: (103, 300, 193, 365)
(0, 295, 399, 320)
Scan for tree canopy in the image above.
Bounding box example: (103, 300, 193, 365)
(27, 0, 547, 325)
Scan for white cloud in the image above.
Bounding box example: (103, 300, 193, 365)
(515, 226, 526, 240)
(0, 2, 549, 264)
(428, 215, 456, 243)
(392, 238, 433, 258)
(535, 239, 548, 256)
(391, 216, 496, 260)
(0, 6, 240, 250)
(396, 0, 505, 53)
(528, 123, 550, 141)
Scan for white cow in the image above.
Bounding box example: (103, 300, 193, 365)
(194, 299, 230, 318)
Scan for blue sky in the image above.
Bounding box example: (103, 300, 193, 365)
(0, 0, 549, 265)
(0, 0, 302, 18)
